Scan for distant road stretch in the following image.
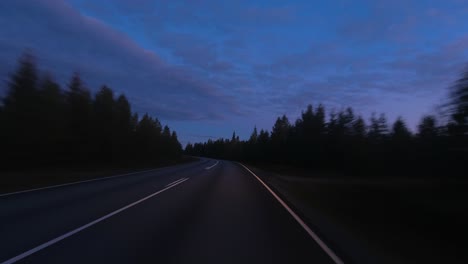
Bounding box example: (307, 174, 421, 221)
(0, 159, 339, 264)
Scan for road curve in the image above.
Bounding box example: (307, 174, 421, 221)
(0, 159, 337, 264)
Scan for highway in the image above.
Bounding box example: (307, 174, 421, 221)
(0, 159, 340, 264)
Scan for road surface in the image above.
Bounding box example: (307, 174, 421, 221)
(0, 159, 340, 264)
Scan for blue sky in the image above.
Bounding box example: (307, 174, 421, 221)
(1, 0, 468, 145)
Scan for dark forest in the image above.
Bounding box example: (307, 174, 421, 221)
(186, 67, 468, 178)
(0, 53, 183, 170)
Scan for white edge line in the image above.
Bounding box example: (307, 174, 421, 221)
(165, 178, 188, 187)
(0, 168, 165, 198)
(205, 160, 219, 170)
(238, 163, 344, 264)
(1, 178, 190, 264)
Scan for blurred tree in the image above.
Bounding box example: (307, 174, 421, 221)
(0, 53, 183, 169)
(391, 117, 412, 140)
(66, 73, 92, 161)
(327, 110, 338, 136)
(185, 143, 194, 155)
(446, 66, 468, 136)
(368, 113, 388, 140)
(258, 129, 270, 162)
(417, 115, 438, 139)
(249, 126, 258, 144)
(37, 75, 66, 161)
(93, 85, 115, 159)
(314, 104, 326, 135)
(299, 105, 314, 137)
(337, 107, 355, 136)
(113, 94, 132, 160)
(3, 53, 38, 112)
(162, 125, 171, 140)
(160, 125, 172, 157)
(2, 53, 40, 162)
(270, 115, 290, 161)
(171, 131, 182, 154)
(231, 131, 238, 143)
(390, 117, 413, 168)
(135, 114, 162, 158)
(352, 116, 367, 138)
(245, 126, 259, 161)
(377, 113, 389, 135)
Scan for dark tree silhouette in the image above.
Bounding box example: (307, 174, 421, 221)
(444, 66, 468, 173)
(368, 113, 388, 140)
(352, 116, 367, 138)
(182, 56, 468, 178)
(2, 53, 41, 163)
(37, 74, 66, 162)
(185, 98, 467, 178)
(418, 115, 438, 139)
(270, 115, 290, 162)
(113, 94, 133, 160)
(135, 114, 162, 158)
(0, 53, 183, 170)
(249, 126, 258, 144)
(391, 117, 412, 140)
(65, 73, 93, 162)
(93, 85, 115, 160)
(447, 66, 468, 136)
(389, 117, 413, 166)
(170, 131, 183, 158)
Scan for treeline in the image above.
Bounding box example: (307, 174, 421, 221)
(0, 53, 182, 169)
(186, 69, 468, 178)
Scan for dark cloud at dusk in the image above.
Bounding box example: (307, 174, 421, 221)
(1, 0, 468, 144)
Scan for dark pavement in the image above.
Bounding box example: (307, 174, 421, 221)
(0, 159, 336, 264)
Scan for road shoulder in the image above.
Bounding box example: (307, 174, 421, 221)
(0, 156, 199, 195)
(240, 164, 468, 264)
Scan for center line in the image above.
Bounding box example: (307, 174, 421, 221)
(205, 160, 219, 170)
(165, 178, 188, 187)
(1, 178, 190, 264)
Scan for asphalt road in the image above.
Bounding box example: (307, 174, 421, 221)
(0, 159, 339, 264)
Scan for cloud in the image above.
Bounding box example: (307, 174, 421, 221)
(240, 27, 468, 126)
(0, 0, 239, 121)
(241, 5, 297, 25)
(154, 31, 219, 69)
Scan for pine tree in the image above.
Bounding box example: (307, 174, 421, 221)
(417, 115, 438, 139)
(37, 74, 66, 160)
(113, 94, 132, 160)
(231, 131, 237, 143)
(66, 73, 92, 160)
(377, 113, 389, 135)
(369, 113, 388, 140)
(3, 53, 38, 113)
(352, 116, 367, 138)
(391, 117, 412, 140)
(2, 53, 40, 161)
(271, 115, 290, 143)
(249, 126, 258, 144)
(93, 85, 115, 158)
(135, 114, 162, 158)
(337, 107, 355, 136)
